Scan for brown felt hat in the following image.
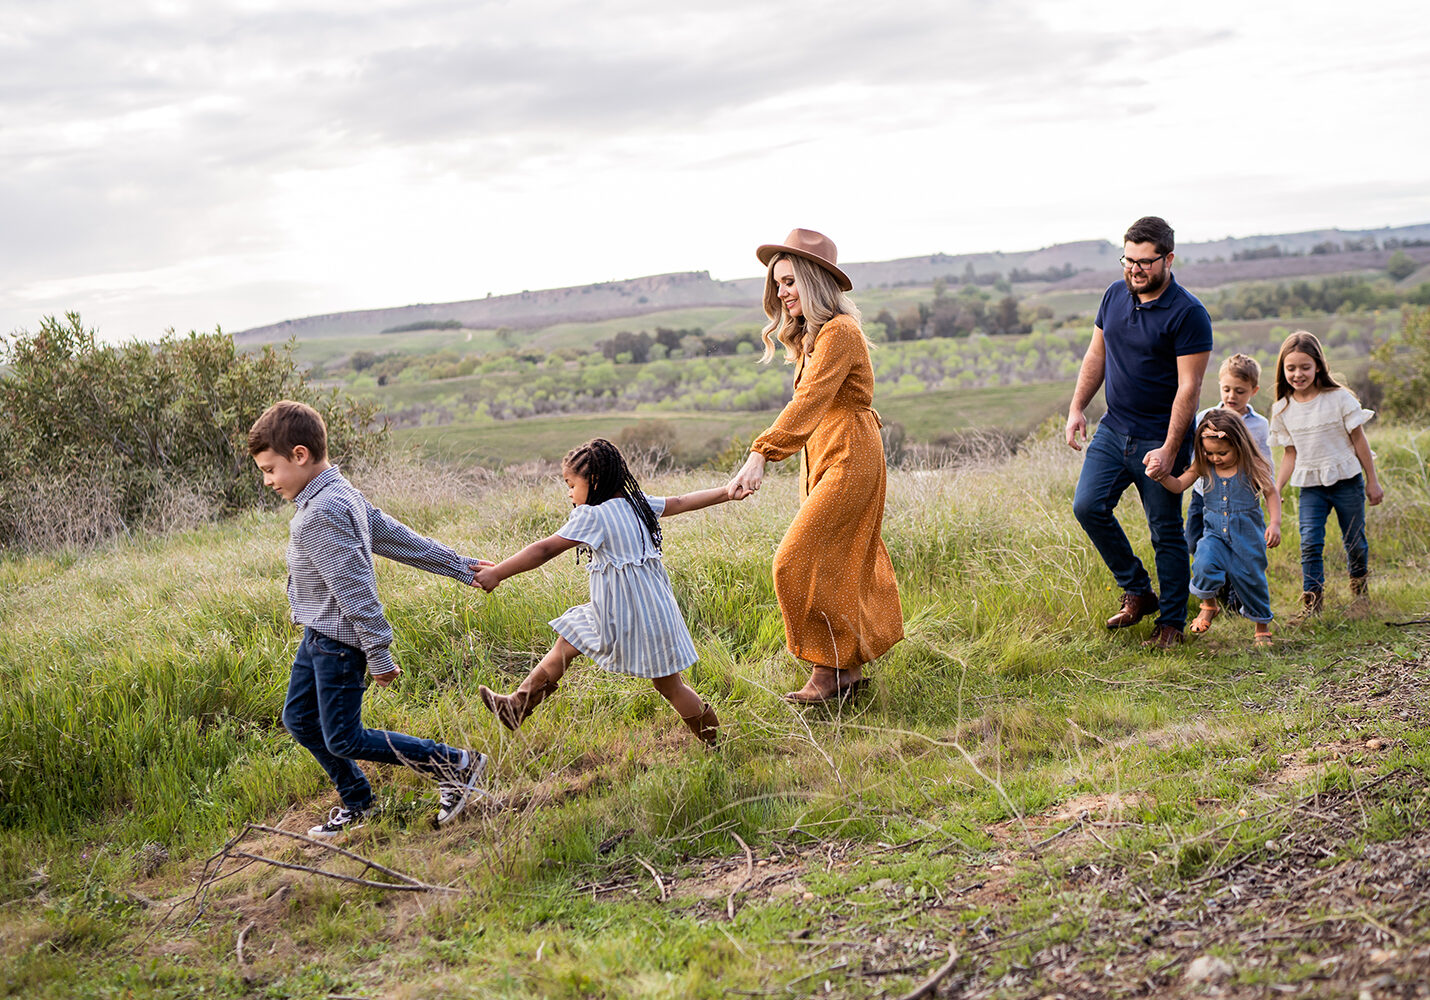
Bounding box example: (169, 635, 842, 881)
(756, 228, 852, 291)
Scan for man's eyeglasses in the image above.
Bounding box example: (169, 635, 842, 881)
(1120, 253, 1167, 272)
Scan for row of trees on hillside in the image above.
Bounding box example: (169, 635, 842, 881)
(1229, 239, 1429, 260)
(594, 326, 763, 364)
(1205, 275, 1430, 322)
(883, 261, 1087, 290)
(872, 287, 1053, 341)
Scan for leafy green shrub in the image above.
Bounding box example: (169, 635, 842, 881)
(0, 313, 387, 549)
(1371, 305, 1430, 421)
(1386, 250, 1418, 281)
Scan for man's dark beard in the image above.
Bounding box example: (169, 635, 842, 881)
(1124, 268, 1168, 297)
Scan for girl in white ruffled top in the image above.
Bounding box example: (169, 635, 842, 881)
(1268, 331, 1383, 618)
(473, 438, 748, 746)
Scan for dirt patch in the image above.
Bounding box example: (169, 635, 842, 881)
(1048, 791, 1156, 822)
(578, 841, 837, 912)
(668, 858, 809, 904)
(1303, 642, 1430, 729)
(1272, 736, 1397, 785)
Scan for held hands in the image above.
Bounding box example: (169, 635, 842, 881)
(1142, 446, 1173, 481)
(1065, 410, 1088, 451)
(473, 565, 502, 593)
(727, 452, 765, 500)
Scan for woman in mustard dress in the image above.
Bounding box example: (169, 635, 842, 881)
(727, 229, 903, 703)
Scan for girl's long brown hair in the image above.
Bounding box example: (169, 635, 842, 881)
(1274, 329, 1345, 400)
(1191, 409, 1275, 497)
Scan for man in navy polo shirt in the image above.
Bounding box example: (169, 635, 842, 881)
(1065, 216, 1212, 648)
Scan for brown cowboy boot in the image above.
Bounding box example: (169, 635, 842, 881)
(681, 702, 720, 747)
(1290, 588, 1323, 625)
(479, 664, 559, 731)
(784, 665, 865, 704)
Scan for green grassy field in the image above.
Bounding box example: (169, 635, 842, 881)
(3, 424, 1430, 998)
(528, 307, 766, 352)
(393, 410, 774, 468)
(391, 380, 1085, 468)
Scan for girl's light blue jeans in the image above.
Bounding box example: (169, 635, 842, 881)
(1296, 474, 1368, 592)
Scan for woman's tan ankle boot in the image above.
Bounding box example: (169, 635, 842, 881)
(479, 665, 559, 731)
(784, 665, 867, 704)
(681, 702, 720, 747)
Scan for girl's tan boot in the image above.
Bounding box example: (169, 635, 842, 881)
(479, 665, 559, 731)
(681, 702, 720, 746)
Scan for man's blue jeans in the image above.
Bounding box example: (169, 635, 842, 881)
(1073, 424, 1191, 630)
(1297, 474, 1368, 592)
(282, 628, 463, 811)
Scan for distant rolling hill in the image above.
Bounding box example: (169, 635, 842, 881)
(234, 223, 1430, 343)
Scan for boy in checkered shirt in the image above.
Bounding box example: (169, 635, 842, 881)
(248, 400, 487, 836)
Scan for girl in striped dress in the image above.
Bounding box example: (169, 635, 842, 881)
(473, 438, 748, 745)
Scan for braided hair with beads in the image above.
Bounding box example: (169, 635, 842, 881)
(562, 438, 662, 559)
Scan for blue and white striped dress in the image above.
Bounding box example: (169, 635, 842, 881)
(549, 495, 698, 678)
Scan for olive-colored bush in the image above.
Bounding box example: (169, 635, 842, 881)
(0, 313, 386, 549)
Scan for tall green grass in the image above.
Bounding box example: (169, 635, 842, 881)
(2, 426, 1428, 997)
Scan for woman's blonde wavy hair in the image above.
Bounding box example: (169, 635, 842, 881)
(758, 253, 866, 364)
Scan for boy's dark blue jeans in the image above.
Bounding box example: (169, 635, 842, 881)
(1297, 474, 1368, 592)
(282, 628, 464, 812)
(1073, 424, 1191, 631)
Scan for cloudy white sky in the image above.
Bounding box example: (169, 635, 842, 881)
(3, 0, 1428, 341)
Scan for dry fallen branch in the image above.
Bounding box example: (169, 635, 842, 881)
(239, 823, 459, 891)
(727, 831, 754, 920)
(895, 944, 960, 1000)
(186, 821, 458, 924)
(225, 848, 456, 893)
(633, 855, 667, 901)
(235, 920, 256, 982)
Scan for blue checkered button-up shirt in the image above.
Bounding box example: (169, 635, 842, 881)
(286, 466, 479, 676)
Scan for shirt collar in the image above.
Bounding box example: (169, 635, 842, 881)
(294, 465, 342, 508)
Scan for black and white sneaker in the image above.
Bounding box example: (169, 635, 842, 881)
(307, 805, 368, 838)
(435, 751, 488, 826)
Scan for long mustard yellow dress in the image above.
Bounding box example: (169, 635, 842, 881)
(751, 314, 904, 668)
